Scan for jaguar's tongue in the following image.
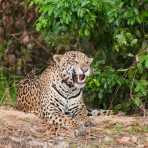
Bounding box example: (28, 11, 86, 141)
(79, 74, 85, 81)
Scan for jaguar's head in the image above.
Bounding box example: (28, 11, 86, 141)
(53, 51, 93, 88)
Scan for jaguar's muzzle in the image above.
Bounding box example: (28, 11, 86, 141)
(72, 70, 86, 85)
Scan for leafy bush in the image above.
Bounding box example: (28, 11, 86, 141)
(0, 68, 17, 105)
(29, 0, 148, 114)
(30, 0, 107, 37)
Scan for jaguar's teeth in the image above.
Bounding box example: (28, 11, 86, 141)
(79, 74, 85, 81)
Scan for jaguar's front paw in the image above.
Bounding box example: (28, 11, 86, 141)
(74, 124, 87, 137)
(84, 120, 96, 128)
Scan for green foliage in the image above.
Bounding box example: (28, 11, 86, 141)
(0, 0, 146, 114)
(105, 0, 143, 26)
(85, 50, 148, 112)
(113, 30, 138, 52)
(30, 0, 107, 37)
(85, 66, 127, 108)
(129, 52, 148, 108)
(29, 0, 148, 114)
(0, 69, 17, 105)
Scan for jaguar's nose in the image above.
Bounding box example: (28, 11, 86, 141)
(81, 66, 88, 73)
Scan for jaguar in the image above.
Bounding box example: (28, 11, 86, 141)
(16, 51, 93, 129)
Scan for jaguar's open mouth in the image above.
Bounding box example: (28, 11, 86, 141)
(78, 74, 85, 82)
(73, 74, 86, 85)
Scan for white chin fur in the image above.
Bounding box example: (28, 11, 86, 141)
(74, 83, 86, 88)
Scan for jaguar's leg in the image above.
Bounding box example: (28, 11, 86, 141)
(72, 103, 96, 127)
(40, 109, 79, 129)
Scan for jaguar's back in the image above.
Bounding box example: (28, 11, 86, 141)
(16, 70, 41, 113)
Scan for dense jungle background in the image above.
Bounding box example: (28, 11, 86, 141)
(0, 0, 148, 115)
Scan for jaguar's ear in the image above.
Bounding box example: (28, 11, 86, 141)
(89, 58, 93, 64)
(53, 54, 62, 65)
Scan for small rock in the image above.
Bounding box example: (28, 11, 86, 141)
(116, 136, 131, 144)
(138, 144, 144, 148)
(104, 136, 113, 144)
(131, 136, 138, 144)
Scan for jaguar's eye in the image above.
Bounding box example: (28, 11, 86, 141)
(86, 61, 89, 64)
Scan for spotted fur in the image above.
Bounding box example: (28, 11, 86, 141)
(16, 51, 93, 129)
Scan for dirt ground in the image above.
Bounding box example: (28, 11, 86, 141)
(0, 106, 147, 148)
